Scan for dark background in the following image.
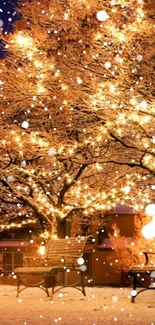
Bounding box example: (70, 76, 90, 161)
(0, 0, 18, 57)
(0, 0, 18, 32)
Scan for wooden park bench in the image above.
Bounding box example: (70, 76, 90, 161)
(14, 236, 94, 298)
(129, 251, 155, 302)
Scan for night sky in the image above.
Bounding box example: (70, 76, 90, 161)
(0, 0, 18, 32)
(0, 0, 18, 57)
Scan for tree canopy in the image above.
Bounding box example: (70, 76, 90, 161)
(0, 0, 154, 233)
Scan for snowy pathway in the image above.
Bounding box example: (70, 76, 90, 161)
(0, 285, 155, 325)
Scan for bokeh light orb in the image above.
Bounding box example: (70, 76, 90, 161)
(131, 290, 137, 297)
(22, 121, 29, 129)
(0, 19, 4, 28)
(141, 222, 155, 239)
(80, 264, 87, 272)
(123, 185, 130, 194)
(77, 257, 85, 265)
(96, 10, 109, 22)
(150, 271, 155, 278)
(145, 204, 155, 217)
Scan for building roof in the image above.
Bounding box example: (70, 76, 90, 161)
(106, 205, 135, 214)
(0, 240, 30, 247)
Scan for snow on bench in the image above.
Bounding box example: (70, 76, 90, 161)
(14, 236, 94, 299)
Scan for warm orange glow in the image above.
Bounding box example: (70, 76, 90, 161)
(38, 245, 46, 256)
(0, 0, 154, 233)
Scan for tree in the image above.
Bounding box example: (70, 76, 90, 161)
(109, 213, 155, 272)
(0, 0, 154, 234)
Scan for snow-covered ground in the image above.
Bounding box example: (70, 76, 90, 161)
(0, 285, 155, 325)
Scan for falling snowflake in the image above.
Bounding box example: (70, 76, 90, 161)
(22, 121, 29, 129)
(0, 19, 4, 27)
(7, 175, 15, 182)
(48, 147, 56, 157)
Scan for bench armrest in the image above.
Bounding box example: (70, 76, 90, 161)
(143, 252, 155, 266)
(46, 255, 83, 268)
(58, 255, 83, 267)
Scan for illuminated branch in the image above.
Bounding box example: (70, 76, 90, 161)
(0, 0, 154, 233)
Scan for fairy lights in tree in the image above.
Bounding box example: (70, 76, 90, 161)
(0, 0, 154, 234)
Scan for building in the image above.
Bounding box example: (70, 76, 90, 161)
(0, 206, 135, 286)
